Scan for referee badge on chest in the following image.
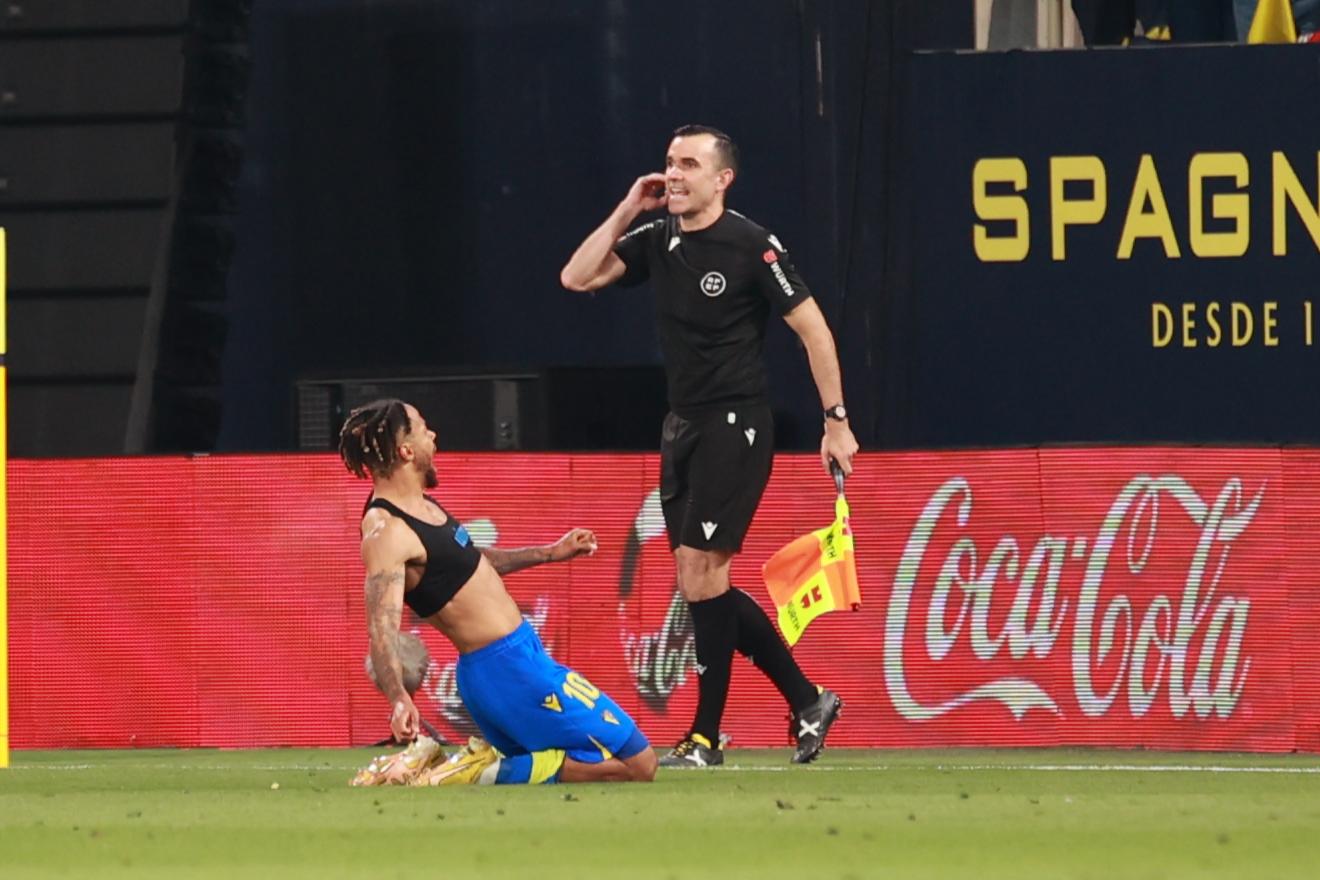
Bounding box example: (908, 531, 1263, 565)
(699, 271, 727, 297)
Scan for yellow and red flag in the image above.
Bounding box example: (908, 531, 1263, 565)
(761, 464, 860, 646)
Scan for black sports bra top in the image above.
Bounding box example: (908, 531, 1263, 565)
(364, 495, 482, 617)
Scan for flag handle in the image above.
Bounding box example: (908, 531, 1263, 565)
(827, 458, 859, 612)
(829, 458, 846, 497)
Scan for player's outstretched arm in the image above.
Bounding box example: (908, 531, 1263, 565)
(560, 173, 666, 292)
(481, 528, 598, 575)
(783, 298, 860, 475)
(361, 519, 420, 741)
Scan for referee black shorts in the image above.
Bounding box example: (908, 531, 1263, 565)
(659, 404, 774, 553)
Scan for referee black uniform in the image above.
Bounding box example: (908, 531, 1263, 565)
(613, 207, 835, 765)
(613, 209, 808, 552)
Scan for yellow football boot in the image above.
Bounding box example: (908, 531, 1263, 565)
(350, 735, 445, 786)
(412, 739, 499, 786)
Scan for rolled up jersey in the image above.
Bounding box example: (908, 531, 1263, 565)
(761, 493, 861, 647)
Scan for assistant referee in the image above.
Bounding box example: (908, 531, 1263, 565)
(561, 124, 859, 767)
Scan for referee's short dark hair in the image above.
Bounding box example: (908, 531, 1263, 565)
(672, 124, 739, 176)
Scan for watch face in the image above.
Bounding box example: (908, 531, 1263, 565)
(826, 405, 847, 421)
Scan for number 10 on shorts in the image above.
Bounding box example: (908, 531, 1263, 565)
(562, 671, 600, 708)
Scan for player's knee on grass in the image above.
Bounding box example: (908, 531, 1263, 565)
(560, 747, 656, 783)
(626, 746, 658, 782)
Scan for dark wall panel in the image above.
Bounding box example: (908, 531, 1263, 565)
(0, 1, 186, 32)
(8, 384, 132, 456)
(8, 295, 146, 375)
(0, 124, 174, 203)
(0, 37, 183, 117)
(0, 211, 161, 289)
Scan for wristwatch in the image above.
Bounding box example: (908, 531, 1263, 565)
(823, 404, 848, 422)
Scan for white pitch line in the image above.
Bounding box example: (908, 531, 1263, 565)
(954, 764, 1320, 774)
(702, 764, 1320, 774)
(11, 763, 1320, 775)
(7, 764, 341, 772)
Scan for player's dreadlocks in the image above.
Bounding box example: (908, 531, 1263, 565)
(338, 398, 413, 479)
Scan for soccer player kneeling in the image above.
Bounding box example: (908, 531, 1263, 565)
(341, 399, 657, 786)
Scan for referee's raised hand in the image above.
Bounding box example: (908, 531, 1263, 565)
(625, 172, 669, 214)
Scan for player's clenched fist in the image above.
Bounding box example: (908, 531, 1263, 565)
(549, 528, 598, 562)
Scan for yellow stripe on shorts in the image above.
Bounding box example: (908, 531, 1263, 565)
(529, 748, 566, 784)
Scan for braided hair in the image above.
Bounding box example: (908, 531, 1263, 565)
(338, 398, 413, 479)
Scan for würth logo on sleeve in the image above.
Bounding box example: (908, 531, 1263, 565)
(700, 272, 727, 297)
(766, 255, 795, 297)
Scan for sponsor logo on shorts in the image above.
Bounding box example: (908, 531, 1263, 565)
(541, 693, 563, 713)
(701, 521, 718, 540)
(744, 427, 757, 446)
(700, 272, 727, 297)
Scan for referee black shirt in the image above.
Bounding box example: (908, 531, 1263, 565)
(612, 209, 812, 416)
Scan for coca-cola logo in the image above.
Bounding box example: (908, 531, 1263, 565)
(887, 475, 1264, 723)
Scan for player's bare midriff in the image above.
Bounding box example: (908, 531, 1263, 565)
(418, 557, 523, 654)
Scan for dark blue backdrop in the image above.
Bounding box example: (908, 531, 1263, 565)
(219, 0, 953, 450)
(879, 44, 1320, 447)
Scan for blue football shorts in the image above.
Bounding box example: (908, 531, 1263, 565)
(455, 620, 649, 764)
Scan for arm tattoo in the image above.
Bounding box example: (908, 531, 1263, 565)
(364, 569, 407, 701)
(481, 545, 551, 576)
(365, 570, 405, 606)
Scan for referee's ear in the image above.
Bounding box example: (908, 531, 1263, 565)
(716, 166, 735, 193)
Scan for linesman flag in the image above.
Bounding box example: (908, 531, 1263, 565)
(761, 462, 861, 647)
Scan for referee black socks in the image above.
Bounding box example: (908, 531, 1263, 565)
(687, 588, 820, 743)
(729, 587, 818, 713)
(687, 590, 739, 744)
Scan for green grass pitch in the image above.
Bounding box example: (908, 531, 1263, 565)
(3, 747, 1320, 878)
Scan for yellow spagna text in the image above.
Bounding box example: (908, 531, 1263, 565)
(1050, 156, 1106, 260)
(972, 158, 1029, 262)
(1190, 153, 1249, 257)
(972, 151, 1320, 261)
(1118, 155, 1179, 258)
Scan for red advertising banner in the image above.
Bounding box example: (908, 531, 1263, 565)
(7, 449, 1318, 752)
